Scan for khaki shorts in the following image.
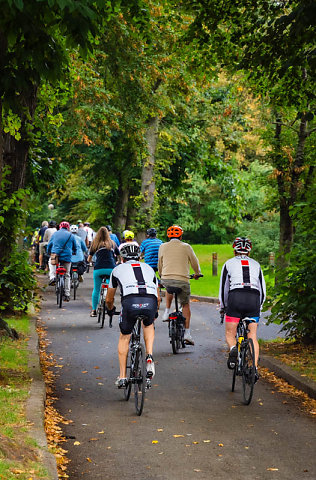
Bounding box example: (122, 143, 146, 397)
(161, 278, 191, 306)
(39, 242, 48, 256)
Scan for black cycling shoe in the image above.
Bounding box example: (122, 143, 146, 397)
(227, 346, 238, 369)
(64, 296, 70, 302)
(254, 368, 260, 384)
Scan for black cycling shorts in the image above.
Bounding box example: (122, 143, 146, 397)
(226, 289, 260, 323)
(119, 295, 157, 335)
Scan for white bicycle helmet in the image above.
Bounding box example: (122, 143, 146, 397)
(70, 224, 78, 233)
(119, 242, 141, 260)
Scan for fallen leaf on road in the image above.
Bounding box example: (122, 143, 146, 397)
(203, 440, 211, 443)
(64, 388, 71, 391)
(81, 371, 88, 374)
(98, 383, 104, 385)
(173, 435, 184, 438)
(94, 366, 100, 369)
(267, 468, 279, 471)
(194, 469, 202, 472)
(218, 443, 224, 447)
(73, 441, 80, 446)
(152, 440, 159, 444)
(193, 442, 199, 444)
(98, 430, 105, 434)
(86, 457, 92, 463)
(89, 438, 98, 441)
(158, 452, 164, 455)
(157, 428, 163, 432)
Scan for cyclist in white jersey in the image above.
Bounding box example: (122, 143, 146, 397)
(106, 243, 161, 388)
(219, 237, 266, 379)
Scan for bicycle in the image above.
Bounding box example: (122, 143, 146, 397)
(55, 263, 67, 308)
(96, 276, 119, 328)
(221, 313, 256, 405)
(123, 314, 152, 416)
(70, 263, 80, 300)
(164, 273, 203, 354)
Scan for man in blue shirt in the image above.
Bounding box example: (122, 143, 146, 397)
(106, 225, 120, 247)
(47, 221, 77, 301)
(140, 228, 163, 272)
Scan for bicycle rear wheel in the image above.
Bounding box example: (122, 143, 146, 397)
(56, 279, 60, 305)
(124, 349, 133, 401)
(171, 322, 179, 354)
(97, 291, 103, 324)
(59, 277, 64, 309)
(133, 344, 146, 415)
(73, 273, 78, 300)
(231, 364, 237, 392)
(101, 301, 106, 328)
(242, 338, 255, 405)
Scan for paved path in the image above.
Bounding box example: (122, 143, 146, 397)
(39, 272, 315, 480)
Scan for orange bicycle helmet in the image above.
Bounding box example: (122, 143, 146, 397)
(167, 225, 183, 238)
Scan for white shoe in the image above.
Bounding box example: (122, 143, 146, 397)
(184, 332, 195, 345)
(146, 355, 155, 378)
(162, 309, 170, 321)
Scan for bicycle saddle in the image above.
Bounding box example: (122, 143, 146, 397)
(166, 286, 182, 295)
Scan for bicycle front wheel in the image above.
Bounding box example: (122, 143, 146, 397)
(242, 338, 255, 405)
(59, 277, 64, 309)
(133, 344, 146, 415)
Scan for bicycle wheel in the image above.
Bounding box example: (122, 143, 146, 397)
(242, 338, 255, 405)
(101, 301, 106, 328)
(133, 344, 146, 415)
(59, 276, 64, 309)
(56, 278, 60, 305)
(97, 291, 103, 324)
(231, 364, 237, 392)
(73, 273, 78, 300)
(171, 322, 179, 354)
(124, 349, 133, 401)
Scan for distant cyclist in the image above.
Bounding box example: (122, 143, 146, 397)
(88, 226, 120, 317)
(158, 225, 202, 345)
(106, 243, 161, 388)
(84, 221, 94, 247)
(106, 225, 120, 247)
(70, 225, 87, 281)
(219, 237, 266, 380)
(47, 221, 77, 302)
(140, 228, 163, 272)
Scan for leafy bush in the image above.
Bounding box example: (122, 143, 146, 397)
(0, 247, 36, 313)
(268, 196, 316, 343)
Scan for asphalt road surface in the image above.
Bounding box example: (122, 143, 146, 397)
(39, 271, 316, 480)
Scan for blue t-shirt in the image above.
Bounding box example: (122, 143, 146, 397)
(47, 229, 77, 262)
(140, 237, 163, 269)
(110, 232, 120, 247)
(71, 235, 87, 263)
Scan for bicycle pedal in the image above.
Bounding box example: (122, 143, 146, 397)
(146, 379, 152, 389)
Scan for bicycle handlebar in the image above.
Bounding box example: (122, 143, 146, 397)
(189, 273, 204, 279)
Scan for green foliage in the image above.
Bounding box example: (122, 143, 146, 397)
(268, 189, 316, 343)
(0, 169, 36, 313)
(0, 247, 35, 313)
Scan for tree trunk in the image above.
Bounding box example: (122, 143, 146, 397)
(113, 174, 129, 233)
(138, 115, 160, 240)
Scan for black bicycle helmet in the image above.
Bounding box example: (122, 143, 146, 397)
(106, 224, 112, 231)
(233, 237, 252, 254)
(119, 242, 141, 260)
(146, 228, 157, 237)
(49, 220, 57, 228)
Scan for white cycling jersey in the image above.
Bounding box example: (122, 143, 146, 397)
(219, 255, 266, 309)
(109, 260, 158, 298)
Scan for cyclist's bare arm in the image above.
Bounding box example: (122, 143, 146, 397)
(106, 287, 116, 311)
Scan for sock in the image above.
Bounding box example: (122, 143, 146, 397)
(230, 346, 235, 351)
(164, 308, 170, 314)
(185, 329, 190, 335)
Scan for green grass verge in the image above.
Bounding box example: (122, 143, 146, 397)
(189, 244, 232, 297)
(0, 315, 50, 480)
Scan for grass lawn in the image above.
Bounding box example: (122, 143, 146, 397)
(0, 316, 50, 480)
(189, 244, 232, 297)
